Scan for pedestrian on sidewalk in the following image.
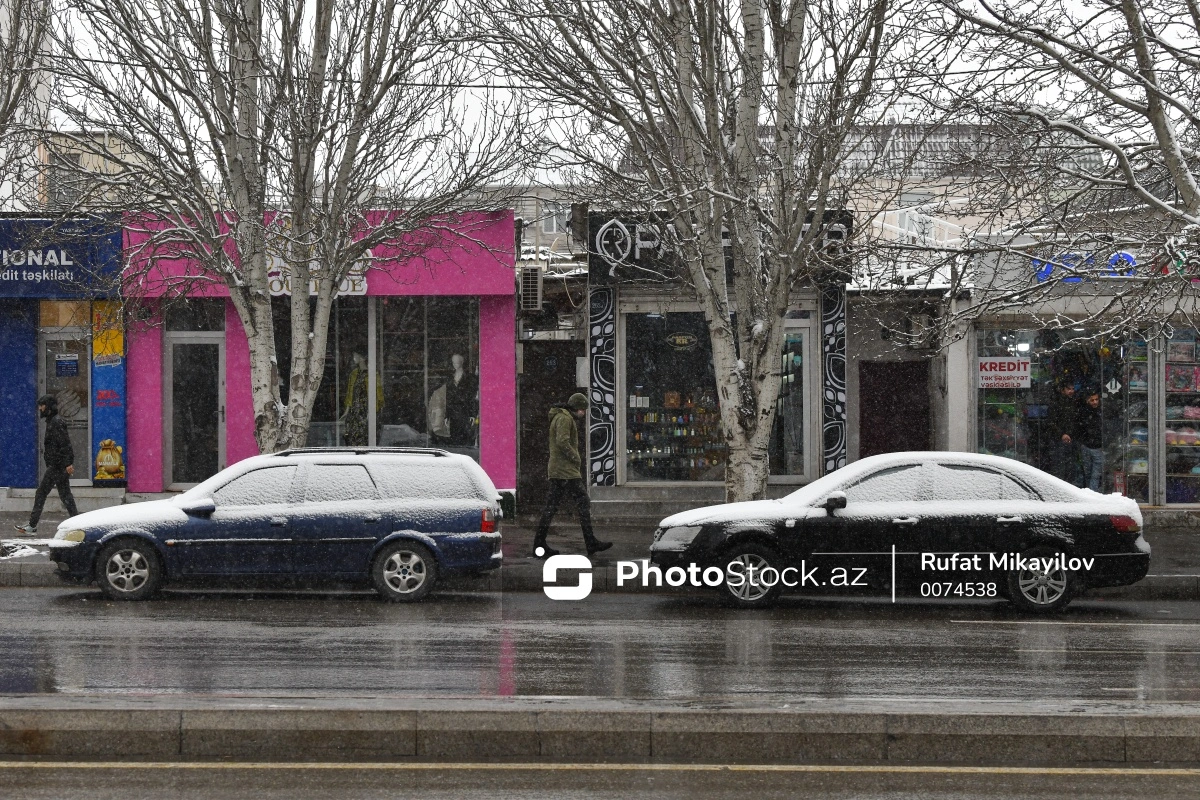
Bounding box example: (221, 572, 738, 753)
(14, 395, 79, 535)
(1076, 388, 1105, 492)
(1048, 382, 1081, 486)
(532, 392, 612, 559)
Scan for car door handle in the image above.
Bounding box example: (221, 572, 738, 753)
(892, 517, 919, 526)
(270, 516, 288, 527)
(996, 516, 1023, 524)
(363, 514, 381, 523)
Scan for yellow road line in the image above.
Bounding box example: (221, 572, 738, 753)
(1, 762, 1199, 776)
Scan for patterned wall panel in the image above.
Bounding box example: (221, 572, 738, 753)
(588, 287, 617, 485)
(820, 285, 848, 474)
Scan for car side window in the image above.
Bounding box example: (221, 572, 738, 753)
(303, 464, 378, 503)
(370, 463, 487, 500)
(844, 465, 922, 503)
(213, 466, 297, 506)
(922, 464, 1038, 502)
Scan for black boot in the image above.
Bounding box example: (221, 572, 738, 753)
(531, 533, 560, 558)
(587, 540, 613, 557)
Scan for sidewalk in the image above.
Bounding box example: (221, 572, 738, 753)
(4, 509, 1199, 599)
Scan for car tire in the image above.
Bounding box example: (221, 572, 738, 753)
(721, 542, 785, 609)
(1006, 545, 1073, 613)
(95, 539, 163, 601)
(372, 541, 438, 602)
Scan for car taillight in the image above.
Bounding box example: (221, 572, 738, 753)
(1111, 515, 1140, 534)
(481, 507, 497, 533)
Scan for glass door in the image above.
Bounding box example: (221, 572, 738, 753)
(39, 330, 91, 486)
(164, 335, 225, 488)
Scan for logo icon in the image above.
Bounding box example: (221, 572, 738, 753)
(541, 552, 593, 600)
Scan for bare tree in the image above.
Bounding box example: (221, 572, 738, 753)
(0, 0, 50, 209)
(859, 0, 1200, 348)
(54, 0, 526, 451)
(478, 0, 948, 500)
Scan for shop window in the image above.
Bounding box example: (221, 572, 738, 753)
(376, 296, 479, 459)
(625, 312, 809, 482)
(39, 300, 90, 329)
(165, 299, 225, 331)
(770, 331, 805, 476)
(1164, 329, 1200, 503)
(625, 313, 727, 481)
(976, 329, 1146, 502)
(273, 296, 367, 447)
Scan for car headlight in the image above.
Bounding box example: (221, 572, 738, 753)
(653, 525, 702, 551)
(55, 529, 86, 543)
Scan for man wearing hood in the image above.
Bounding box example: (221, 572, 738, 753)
(532, 392, 612, 559)
(15, 395, 79, 534)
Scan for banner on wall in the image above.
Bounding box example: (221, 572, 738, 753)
(91, 301, 127, 486)
(0, 218, 122, 298)
(978, 357, 1031, 389)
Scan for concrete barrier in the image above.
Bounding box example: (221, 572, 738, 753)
(1, 697, 1199, 765)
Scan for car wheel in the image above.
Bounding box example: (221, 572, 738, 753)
(96, 539, 163, 601)
(721, 542, 785, 609)
(1006, 545, 1073, 613)
(372, 541, 438, 602)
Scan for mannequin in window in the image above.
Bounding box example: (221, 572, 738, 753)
(341, 352, 382, 446)
(441, 353, 478, 446)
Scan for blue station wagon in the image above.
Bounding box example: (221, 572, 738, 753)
(47, 448, 503, 601)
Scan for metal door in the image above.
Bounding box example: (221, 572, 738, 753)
(38, 329, 91, 486)
(164, 334, 226, 489)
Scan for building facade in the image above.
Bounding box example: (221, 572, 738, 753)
(0, 216, 127, 490)
(118, 211, 517, 498)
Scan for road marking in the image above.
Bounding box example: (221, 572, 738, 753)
(955, 620, 1200, 627)
(1015, 649, 1200, 654)
(2, 762, 1200, 776)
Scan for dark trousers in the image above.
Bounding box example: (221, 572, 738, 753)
(30, 466, 78, 527)
(535, 478, 597, 548)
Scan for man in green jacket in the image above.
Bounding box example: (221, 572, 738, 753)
(532, 392, 612, 559)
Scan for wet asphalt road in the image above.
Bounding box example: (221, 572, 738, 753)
(4, 762, 1200, 800)
(3, 588, 1200, 703)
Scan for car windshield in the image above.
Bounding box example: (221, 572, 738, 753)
(781, 464, 871, 506)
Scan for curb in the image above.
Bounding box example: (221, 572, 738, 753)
(3, 556, 1198, 600)
(1, 697, 1199, 764)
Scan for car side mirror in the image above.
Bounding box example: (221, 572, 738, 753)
(821, 491, 847, 514)
(181, 498, 216, 516)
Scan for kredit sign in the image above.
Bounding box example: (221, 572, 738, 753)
(978, 357, 1031, 389)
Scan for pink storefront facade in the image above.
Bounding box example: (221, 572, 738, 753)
(122, 212, 517, 496)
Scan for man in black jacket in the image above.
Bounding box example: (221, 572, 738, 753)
(14, 395, 79, 534)
(1047, 383, 1081, 485)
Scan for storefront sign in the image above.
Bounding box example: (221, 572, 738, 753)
(666, 332, 699, 350)
(267, 264, 368, 297)
(1032, 251, 1139, 282)
(978, 357, 1031, 389)
(587, 211, 852, 287)
(0, 218, 122, 298)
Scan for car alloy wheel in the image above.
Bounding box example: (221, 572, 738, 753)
(372, 541, 438, 602)
(96, 539, 163, 601)
(721, 542, 785, 609)
(1007, 545, 1073, 613)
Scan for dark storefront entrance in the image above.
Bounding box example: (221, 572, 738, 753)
(859, 361, 931, 458)
(518, 340, 586, 512)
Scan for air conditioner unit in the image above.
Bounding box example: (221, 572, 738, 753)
(520, 264, 543, 312)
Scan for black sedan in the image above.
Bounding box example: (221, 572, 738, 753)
(650, 452, 1149, 612)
